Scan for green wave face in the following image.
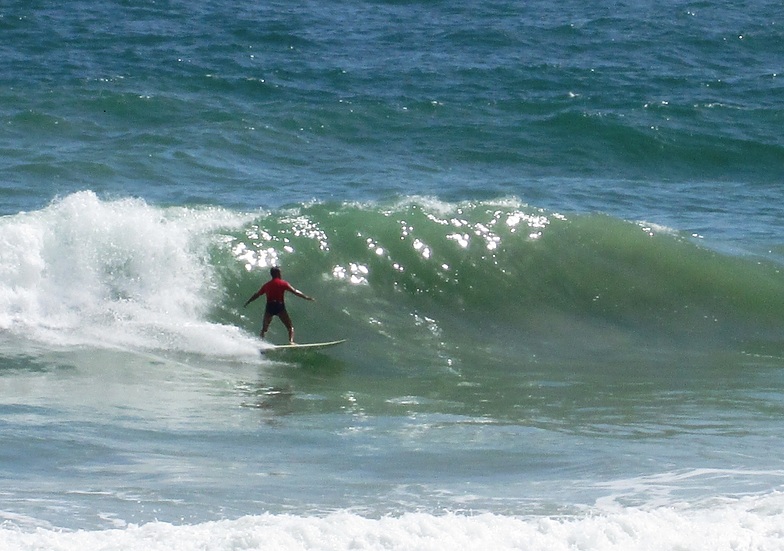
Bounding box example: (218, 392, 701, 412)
(220, 198, 784, 362)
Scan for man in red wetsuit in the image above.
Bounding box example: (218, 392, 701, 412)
(244, 267, 315, 344)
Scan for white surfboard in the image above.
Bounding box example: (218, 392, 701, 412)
(262, 339, 346, 353)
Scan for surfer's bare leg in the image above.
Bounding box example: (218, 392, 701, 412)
(279, 310, 295, 344)
(260, 312, 273, 339)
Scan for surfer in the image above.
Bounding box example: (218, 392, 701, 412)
(244, 267, 315, 344)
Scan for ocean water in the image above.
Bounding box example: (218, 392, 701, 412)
(2, 0, 784, 549)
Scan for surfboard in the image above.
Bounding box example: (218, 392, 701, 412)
(261, 339, 346, 353)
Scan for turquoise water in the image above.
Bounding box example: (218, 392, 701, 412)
(1, 1, 784, 549)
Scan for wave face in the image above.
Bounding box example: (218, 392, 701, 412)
(229, 198, 784, 349)
(4, 192, 783, 362)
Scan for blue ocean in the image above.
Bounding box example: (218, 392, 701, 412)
(2, 1, 784, 549)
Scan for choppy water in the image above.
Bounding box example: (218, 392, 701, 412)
(1, 1, 784, 549)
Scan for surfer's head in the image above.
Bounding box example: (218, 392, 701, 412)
(270, 267, 282, 279)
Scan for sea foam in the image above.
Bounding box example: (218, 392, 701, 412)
(2, 495, 784, 551)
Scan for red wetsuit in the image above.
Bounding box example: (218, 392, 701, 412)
(259, 277, 294, 315)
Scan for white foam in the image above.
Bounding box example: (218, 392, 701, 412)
(0, 191, 260, 358)
(1, 494, 784, 551)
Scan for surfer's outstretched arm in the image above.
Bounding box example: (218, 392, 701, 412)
(289, 287, 315, 301)
(243, 290, 263, 307)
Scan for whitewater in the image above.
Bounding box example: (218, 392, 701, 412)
(3, 502, 784, 551)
